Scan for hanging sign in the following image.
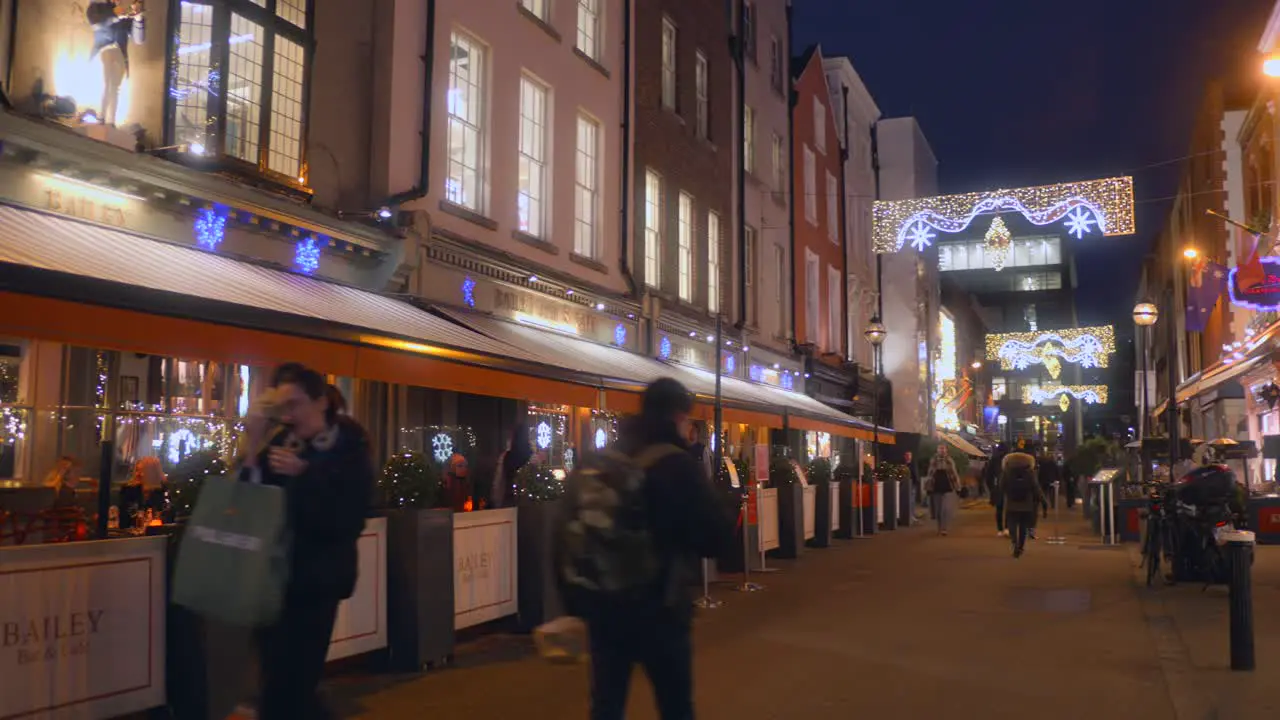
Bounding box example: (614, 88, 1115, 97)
(1229, 257, 1280, 311)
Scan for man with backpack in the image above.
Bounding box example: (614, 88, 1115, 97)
(1000, 448, 1046, 558)
(557, 378, 732, 720)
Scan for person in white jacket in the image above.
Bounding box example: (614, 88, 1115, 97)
(926, 445, 961, 535)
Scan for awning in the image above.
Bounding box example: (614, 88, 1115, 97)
(939, 432, 987, 458)
(1175, 355, 1269, 405)
(0, 203, 604, 406)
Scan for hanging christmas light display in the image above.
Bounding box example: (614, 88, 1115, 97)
(984, 216, 1012, 271)
(985, 326, 1116, 374)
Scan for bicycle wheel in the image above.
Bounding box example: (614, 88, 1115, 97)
(1143, 517, 1161, 587)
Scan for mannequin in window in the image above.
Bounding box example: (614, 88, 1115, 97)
(85, 0, 145, 126)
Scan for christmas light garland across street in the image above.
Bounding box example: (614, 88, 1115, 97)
(985, 326, 1116, 375)
(872, 176, 1135, 253)
(1023, 384, 1109, 406)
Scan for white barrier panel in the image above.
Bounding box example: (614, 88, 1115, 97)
(802, 486, 816, 540)
(327, 517, 388, 661)
(830, 484, 841, 531)
(758, 488, 780, 552)
(875, 482, 885, 525)
(453, 508, 518, 630)
(0, 536, 166, 720)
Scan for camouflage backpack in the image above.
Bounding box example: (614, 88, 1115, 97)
(558, 443, 682, 600)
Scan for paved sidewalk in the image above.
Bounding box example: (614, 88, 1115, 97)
(327, 504, 1278, 719)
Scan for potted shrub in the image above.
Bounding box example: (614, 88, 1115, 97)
(516, 463, 565, 630)
(875, 462, 909, 531)
(807, 458, 834, 548)
(380, 451, 454, 671)
(769, 456, 804, 559)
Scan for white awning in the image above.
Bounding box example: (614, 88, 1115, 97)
(1176, 355, 1268, 405)
(939, 432, 987, 458)
(0, 203, 553, 366)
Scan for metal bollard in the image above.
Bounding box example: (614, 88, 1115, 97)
(1226, 537, 1256, 671)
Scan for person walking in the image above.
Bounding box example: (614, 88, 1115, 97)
(985, 443, 1009, 536)
(1038, 453, 1061, 510)
(491, 424, 533, 509)
(1002, 442, 1039, 540)
(1000, 454, 1047, 558)
(926, 445, 961, 536)
(242, 363, 374, 720)
(558, 378, 732, 720)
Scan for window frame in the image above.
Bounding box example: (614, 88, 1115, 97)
(803, 145, 816, 224)
(678, 192, 695, 302)
(574, 113, 601, 258)
(708, 211, 721, 313)
(661, 17, 678, 111)
(164, 0, 315, 188)
(742, 1, 756, 63)
(644, 169, 662, 287)
(695, 50, 709, 140)
(521, 0, 548, 21)
(825, 170, 838, 242)
(774, 244, 788, 339)
(771, 132, 784, 195)
(828, 265, 841, 355)
(443, 31, 489, 213)
(744, 224, 758, 325)
(743, 105, 755, 173)
(813, 97, 826, 152)
(769, 35, 783, 92)
(805, 249, 819, 345)
(576, 0, 600, 60)
(517, 74, 549, 238)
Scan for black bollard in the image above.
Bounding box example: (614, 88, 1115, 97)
(1228, 539, 1255, 672)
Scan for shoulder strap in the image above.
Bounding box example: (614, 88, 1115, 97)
(633, 443, 684, 469)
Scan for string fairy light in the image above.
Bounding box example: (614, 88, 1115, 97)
(985, 326, 1116, 373)
(872, 176, 1136, 253)
(1023, 384, 1109, 406)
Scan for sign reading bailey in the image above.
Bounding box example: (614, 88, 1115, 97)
(494, 287, 599, 337)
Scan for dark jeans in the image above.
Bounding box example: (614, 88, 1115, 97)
(1007, 510, 1035, 551)
(257, 596, 341, 720)
(994, 501, 1005, 532)
(588, 607, 694, 720)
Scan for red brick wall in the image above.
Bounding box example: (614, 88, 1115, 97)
(791, 49, 845, 360)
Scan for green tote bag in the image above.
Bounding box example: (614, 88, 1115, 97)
(172, 474, 290, 627)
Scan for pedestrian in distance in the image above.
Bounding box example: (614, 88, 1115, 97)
(556, 377, 733, 720)
(986, 443, 1009, 536)
(241, 363, 375, 720)
(926, 444, 961, 535)
(1000, 456, 1047, 558)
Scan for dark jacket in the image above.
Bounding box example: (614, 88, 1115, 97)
(251, 416, 374, 602)
(600, 417, 733, 619)
(1000, 464, 1047, 515)
(86, 2, 145, 71)
(984, 451, 1006, 499)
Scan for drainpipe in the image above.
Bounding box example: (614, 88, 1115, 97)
(839, 84, 850, 361)
(733, 0, 747, 329)
(386, 0, 436, 206)
(618, 0, 637, 295)
(785, 1, 797, 347)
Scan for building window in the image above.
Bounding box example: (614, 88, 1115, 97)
(661, 18, 677, 111)
(826, 171, 838, 242)
(577, 0, 600, 59)
(828, 265, 842, 355)
(170, 0, 311, 182)
(803, 145, 817, 224)
(992, 377, 1007, 401)
(745, 224, 757, 324)
(814, 97, 826, 152)
(695, 51, 709, 139)
(775, 244, 788, 338)
(744, 105, 756, 173)
(446, 32, 487, 212)
(708, 211, 721, 313)
(769, 35, 783, 92)
(645, 170, 662, 286)
(742, 1, 756, 62)
(521, 0, 547, 20)
(805, 250, 819, 345)
(574, 114, 600, 258)
(517, 76, 548, 237)
(678, 193, 694, 302)
(771, 133, 785, 196)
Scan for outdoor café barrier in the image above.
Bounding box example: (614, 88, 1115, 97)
(1215, 526, 1257, 671)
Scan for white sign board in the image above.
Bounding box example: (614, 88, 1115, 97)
(802, 486, 816, 540)
(0, 536, 166, 720)
(830, 484, 841, 531)
(327, 517, 388, 662)
(757, 488, 780, 552)
(876, 482, 885, 525)
(453, 508, 518, 630)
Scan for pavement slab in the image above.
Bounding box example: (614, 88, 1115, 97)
(325, 503, 1279, 719)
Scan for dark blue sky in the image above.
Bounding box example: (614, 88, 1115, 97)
(795, 0, 1274, 326)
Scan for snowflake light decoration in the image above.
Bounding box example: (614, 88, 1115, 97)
(166, 428, 205, 465)
(659, 336, 672, 359)
(1063, 207, 1097, 239)
(431, 432, 454, 463)
(614, 323, 627, 346)
(725, 354, 736, 373)
(749, 364, 764, 382)
(986, 326, 1116, 372)
(536, 421, 553, 450)
(462, 276, 477, 308)
(781, 372, 794, 391)
(1023, 384, 1109, 406)
(594, 428, 608, 449)
(907, 221, 937, 252)
(194, 207, 227, 250)
(872, 176, 1135, 253)
(295, 236, 321, 274)
(564, 448, 575, 471)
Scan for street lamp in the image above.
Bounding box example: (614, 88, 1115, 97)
(864, 319, 886, 348)
(864, 317, 887, 478)
(1132, 301, 1158, 449)
(1183, 247, 1199, 260)
(1264, 54, 1280, 78)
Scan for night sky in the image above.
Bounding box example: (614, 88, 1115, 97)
(794, 0, 1274, 326)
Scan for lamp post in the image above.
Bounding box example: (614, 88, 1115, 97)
(1166, 248, 1197, 467)
(864, 318, 887, 470)
(1132, 301, 1158, 443)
